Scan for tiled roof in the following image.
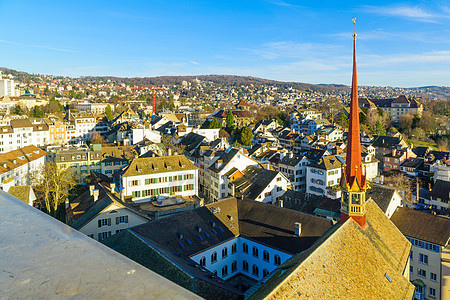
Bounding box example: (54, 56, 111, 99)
(10, 119, 33, 128)
(249, 200, 414, 299)
(431, 180, 450, 202)
(231, 165, 278, 201)
(308, 155, 344, 170)
(391, 206, 450, 245)
(0, 145, 48, 176)
(7, 186, 32, 203)
(122, 155, 198, 177)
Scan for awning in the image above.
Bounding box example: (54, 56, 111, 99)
(412, 279, 425, 288)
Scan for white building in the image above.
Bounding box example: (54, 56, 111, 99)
(192, 128, 220, 142)
(119, 155, 198, 203)
(0, 119, 49, 153)
(0, 76, 17, 97)
(277, 153, 310, 192)
(66, 112, 98, 143)
(227, 165, 289, 204)
(67, 182, 151, 242)
(204, 148, 258, 202)
(131, 127, 161, 144)
(306, 155, 344, 199)
(0, 145, 48, 191)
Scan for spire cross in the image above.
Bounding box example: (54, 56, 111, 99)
(352, 16, 357, 40)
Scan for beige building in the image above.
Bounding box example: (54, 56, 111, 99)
(360, 95, 423, 123)
(391, 207, 450, 300)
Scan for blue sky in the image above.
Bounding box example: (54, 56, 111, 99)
(1, 1, 450, 87)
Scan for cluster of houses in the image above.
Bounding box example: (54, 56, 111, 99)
(1, 87, 449, 298)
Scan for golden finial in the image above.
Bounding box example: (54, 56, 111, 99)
(352, 16, 357, 40)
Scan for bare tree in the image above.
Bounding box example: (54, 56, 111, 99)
(32, 162, 77, 217)
(384, 173, 413, 205)
(90, 132, 107, 145)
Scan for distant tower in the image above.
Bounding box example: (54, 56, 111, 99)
(340, 17, 370, 227)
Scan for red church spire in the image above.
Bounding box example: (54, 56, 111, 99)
(340, 17, 369, 227)
(344, 17, 365, 191)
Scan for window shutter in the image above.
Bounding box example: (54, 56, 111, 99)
(125, 216, 128, 223)
(98, 220, 101, 228)
(108, 218, 111, 226)
(116, 217, 119, 225)
(98, 233, 101, 240)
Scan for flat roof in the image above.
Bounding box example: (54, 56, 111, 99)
(0, 190, 200, 299)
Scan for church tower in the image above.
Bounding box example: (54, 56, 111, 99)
(340, 18, 370, 227)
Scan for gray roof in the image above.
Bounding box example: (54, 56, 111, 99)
(208, 148, 240, 173)
(391, 206, 450, 245)
(232, 165, 279, 200)
(0, 190, 199, 299)
(431, 180, 450, 202)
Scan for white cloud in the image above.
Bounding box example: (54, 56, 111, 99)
(362, 5, 440, 23)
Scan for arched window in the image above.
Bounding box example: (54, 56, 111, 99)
(232, 260, 237, 272)
(263, 269, 269, 277)
(243, 260, 249, 272)
(222, 265, 228, 277)
(252, 246, 259, 257)
(199, 256, 206, 267)
(274, 254, 281, 266)
(222, 247, 228, 258)
(252, 264, 259, 276)
(263, 250, 269, 262)
(231, 242, 237, 254)
(243, 242, 248, 253)
(211, 252, 217, 263)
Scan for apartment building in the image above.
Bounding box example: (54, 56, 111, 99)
(51, 145, 102, 182)
(119, 155, 198, 203)
(277, 153, 310, 192)
(0, 119, 49, 153)
(0, 145, 48, 191)
(391, 207, 450, 300)
(306, 155, 344, 199)
(360, 95, 423, 123)
(65, 112, 97, 143)
(203, 148, 258, 202)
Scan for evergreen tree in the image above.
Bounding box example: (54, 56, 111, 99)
(240, 127, 253, 146)
(14, 105, 21, 115)
(200, 120, 211, 129)
(105, 105, 113, 120)
(33, 106, 43, 118)
(209, 118, 222, 129)
(225, 110, 234, 129)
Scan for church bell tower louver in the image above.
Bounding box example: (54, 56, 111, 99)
(340, 17, 370, 228)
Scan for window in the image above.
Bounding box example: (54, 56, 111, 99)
(199, 257, 206, 267)
(98, 231, 111, 241)
(243, 260, 248, 272)
(231, 242, 237, 254)
(277, 177, 282, 181)
(419, 253, 428, 265)
(132, 191, 141, 198)
(410, 250, 413, 260)
(263, 269, 269, 277)
(274, 255, 281, 266)
(431, 272, 437, 281)
(410, 266, 413, 273)
(211, 252, 217, 264)
(418, 269, 426, 278)
(231, 260, 237, 272)
(429, 288, 436, 298)
(252, 246, 259, 258)
(252, 265, 259, 277)
(98, 218, 111, 228)
(221, 265, 228, 277)
(263, 250, 269, 262)
(243, 243, 248, 254)
(131, 180, 139, 186)
(222, 247, 228, 258)
(116, 216, 128, 224)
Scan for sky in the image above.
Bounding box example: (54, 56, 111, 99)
(1, 0, 450, 87)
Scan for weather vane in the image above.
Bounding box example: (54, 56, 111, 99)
(352, 16, 357, 40)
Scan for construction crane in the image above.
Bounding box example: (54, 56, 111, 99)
(97, 85, 167, 115)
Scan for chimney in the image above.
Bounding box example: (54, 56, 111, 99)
(279, 199, 284, 208)
(216, 159, 223, 169)
(110, 182, 116, 192)
(93, 189, 99, 202)
(295, 222, 302, 236)
(120, 187, 125, 201)
(168, 148, 172, 156)
(200, 198, 204, 206)
(89, 185, 95, 196)
(416, 178, 419, 204)
(428, 183, 431, 191)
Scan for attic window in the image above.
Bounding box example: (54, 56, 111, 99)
(195, 225, 202, 232)
(218, 226, 224, 232)
(33, 150, 39, 154)
(197, 234, 203, 241)
(209, 221, 216, 227)
(384, 273, 392, 283)
(18, 156, 25, 160)
(204, 232, 210, 238)
(186, 239, 192, 245)
(176, 232, 183, 239)
(178, 241, 184, 248)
